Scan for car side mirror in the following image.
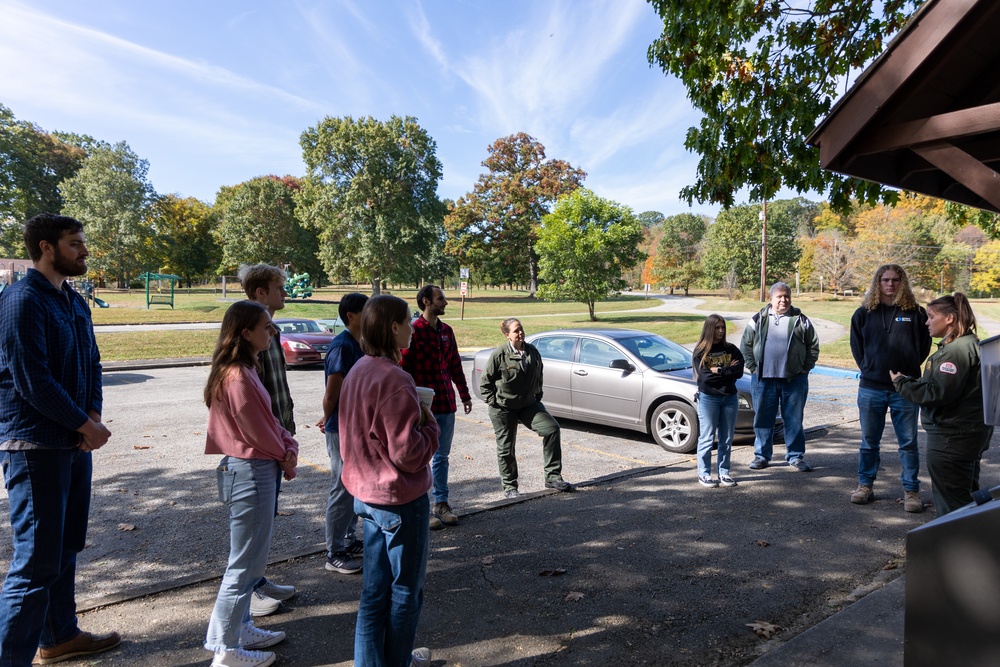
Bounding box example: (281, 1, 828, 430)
(609, 358, 635, 373)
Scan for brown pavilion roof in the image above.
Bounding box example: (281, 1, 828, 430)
(808, 0, 1000, 213)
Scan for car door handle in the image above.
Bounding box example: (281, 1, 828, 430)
(573, 369, 588, 376)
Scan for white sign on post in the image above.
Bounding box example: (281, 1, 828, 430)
(460, 268, 470, 279)
(460, 281, 468, 296)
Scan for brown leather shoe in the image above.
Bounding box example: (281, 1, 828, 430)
(33, 630, 122, 664)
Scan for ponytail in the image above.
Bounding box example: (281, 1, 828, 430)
(927, 292, 978, 342)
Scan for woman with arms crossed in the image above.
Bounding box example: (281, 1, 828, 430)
(692, 314, 744, 488)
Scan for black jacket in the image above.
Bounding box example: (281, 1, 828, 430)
(850, 303, 930, 391)
(693, 342, 744, 396)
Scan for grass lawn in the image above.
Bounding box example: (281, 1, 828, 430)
(92, 288, 664, 361)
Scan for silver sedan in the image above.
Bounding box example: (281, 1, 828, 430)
(472, 328, 768, 454)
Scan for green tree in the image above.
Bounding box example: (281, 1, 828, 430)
(653, 213, 707, 294)
(646, 0, 922, 211)
(214, 176, 320, 278)
(297, 115, 443, 294)
(152, 194, 220, 285)
(446, 133, 585, 296)
(60, 141, 157, 287)
(701, 202, 800, 291)
(536, 189, 645, 321)
(971, 241, 1000, 296)
(0, 103, 86, 243)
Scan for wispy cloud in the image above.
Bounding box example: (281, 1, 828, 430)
(450, 0, 648, 133)
(0, 2, 319, 110)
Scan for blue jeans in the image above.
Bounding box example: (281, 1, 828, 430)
(751, 373, 808, 462)
(205, 457, 278, 651)
(353, 495, 430, 667)
(325, 431, 358, 556)
(431, 412, 455, 504)
(697, 393, 738, 477)
(857, 387, 920, 491)
(0, 449, 91, 667)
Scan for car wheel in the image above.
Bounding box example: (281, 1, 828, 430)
(650, 400, 698, 453)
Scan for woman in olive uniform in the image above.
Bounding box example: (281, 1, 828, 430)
(479, 318, 575, 498)
(890, 293, 992, 515)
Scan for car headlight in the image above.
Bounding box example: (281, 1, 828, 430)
(738, 393, 752, 410)
(287, 341, 312, 351)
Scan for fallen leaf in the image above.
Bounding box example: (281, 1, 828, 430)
(169, 501, 176, 506)
(132, 445, 152, 450)
(746, 620, 781, 638)
(117, 523, 136, 531)
(755, 540, 770, 548)
(463, 454, 474, 460)
(539, 568, 567, 577)
(481, 555, 496, 565)
(277, 510, 294, 516)
(883, 562, 898, 571)
(564, 591, 585, 602)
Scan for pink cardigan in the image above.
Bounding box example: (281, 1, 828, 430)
(205, 365, 298, 460)
(339, 355, 440, 505)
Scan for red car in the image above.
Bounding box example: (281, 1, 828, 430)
(273, 318, 335, 367)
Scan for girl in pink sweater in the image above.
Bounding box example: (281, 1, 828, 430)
(203, 301, 298, 667)
(339, 295, 439, 667)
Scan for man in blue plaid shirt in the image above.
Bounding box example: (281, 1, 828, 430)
(0, 214, 120, 665)
(401, 285, 472, 530)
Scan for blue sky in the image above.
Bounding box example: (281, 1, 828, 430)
(0, 0, 743, 217)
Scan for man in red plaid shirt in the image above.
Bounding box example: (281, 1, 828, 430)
(401, 285, 472, 529)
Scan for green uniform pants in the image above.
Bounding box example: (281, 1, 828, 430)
(488, 402, 563, 492)
(925, 428, 992, 516)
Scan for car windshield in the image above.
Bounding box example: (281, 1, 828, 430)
(616, 334, 692, 372)
(277, 320, 324, 334)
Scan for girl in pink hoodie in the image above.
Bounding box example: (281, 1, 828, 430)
(203, 301, 298, 667)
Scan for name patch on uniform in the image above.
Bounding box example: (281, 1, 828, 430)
(939, 362, 958, 375)
(896, 317, 912, 322)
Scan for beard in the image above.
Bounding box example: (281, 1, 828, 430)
(53, 247, 88, 277)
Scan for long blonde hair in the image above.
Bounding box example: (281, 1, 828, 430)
(862, 264, 918, 311)
(204, 300, 268, 407)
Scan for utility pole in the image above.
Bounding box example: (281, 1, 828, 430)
(759, 200, 768, 301)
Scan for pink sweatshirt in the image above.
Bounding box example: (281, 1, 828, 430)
(205, 365, 298, 460)
(339, 355, 440, 505)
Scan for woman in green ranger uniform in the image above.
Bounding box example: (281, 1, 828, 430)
(890, 293, 992, 515)
(480, 318, 575, 499)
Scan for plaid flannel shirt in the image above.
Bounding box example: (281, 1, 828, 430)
(257, 332, 295, 435)
(0, 269, 102, 449)
(400, 315, 470, 415)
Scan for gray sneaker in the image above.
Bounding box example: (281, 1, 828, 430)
(411, 647, 432, 667)
(789, 458, 813, 472)
(503, 489, 519, 499)
(248, 589, 280, 617)
(256, 578, 295, 602)
(748, 456, 768, 470)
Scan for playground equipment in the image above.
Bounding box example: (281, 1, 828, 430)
(79, 281, 109, 308)
(286, 272, 312, 299)
(139, 272, 182, 309)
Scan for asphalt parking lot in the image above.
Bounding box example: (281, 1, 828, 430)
(2, 359, 983, 665)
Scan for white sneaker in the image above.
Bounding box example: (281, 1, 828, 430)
(249, 589, 280, 617)
(211, 646, 275, 667)
(240, 620, 286, 650)
(257, 578, 296, 601)
(411, 646, 432, 667)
